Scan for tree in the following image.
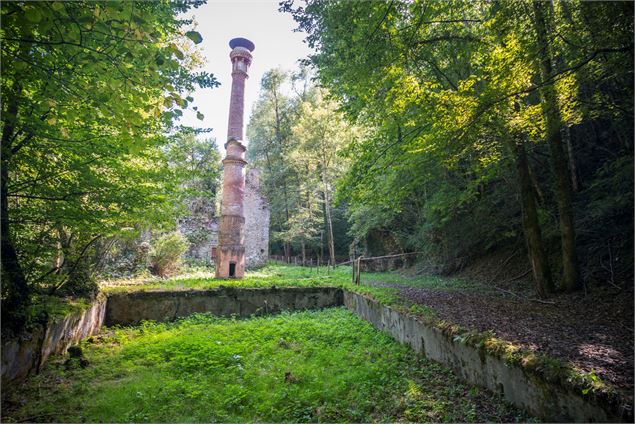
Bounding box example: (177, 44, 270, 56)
(283, 0, 633, 296)
(530, 0, 579, 291)
(247, 69, 299, 261)
(170, 132, 221, 261)
(291, 90, 355, 266)
(1, 0, 217, 331)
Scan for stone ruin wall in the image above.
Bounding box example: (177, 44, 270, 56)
(179, 168, 269, 269)
(243, 168, 270, 268)
(177, 197, 218, 264)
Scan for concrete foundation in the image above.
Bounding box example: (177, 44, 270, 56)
(105, 287, 343, 326)
(1, 293, 106, 386)
(343, 291, 630, 423)
(2, 288, 630, 422)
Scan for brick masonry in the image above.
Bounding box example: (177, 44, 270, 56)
(216, 39, 255, 278)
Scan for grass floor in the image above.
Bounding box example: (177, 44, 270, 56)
(2, 308, 532, 423)
(99, 263, 475, 294)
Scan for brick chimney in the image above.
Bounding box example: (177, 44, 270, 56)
(216, 38, 254, 279)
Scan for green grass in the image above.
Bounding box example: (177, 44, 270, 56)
(3, 308, 532, 423)
(99, 263, 616, 401)
(100, 262, 472, 294)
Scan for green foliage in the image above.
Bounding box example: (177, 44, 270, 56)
(283, 0, 634, 287)
(96, 262, 623, 406)
(247, 71, 354, 262)
(1, 0, 219, 326)
(149, 232, 189, 278)
(3, 308, 530, 423)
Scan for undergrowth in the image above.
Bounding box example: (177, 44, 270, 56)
(98, 263, 620, 400)
(2, 308, 532, 423)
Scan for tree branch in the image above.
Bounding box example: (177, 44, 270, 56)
(412, 34, 482, 46)
(457, 43, 634, 140)
(49, 235, 102, 295)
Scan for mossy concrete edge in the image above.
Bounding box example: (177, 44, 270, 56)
(1, 292, 107, 386)
(342, 290, 631, 423)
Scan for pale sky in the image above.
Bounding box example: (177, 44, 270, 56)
(179, 0, 312, 150)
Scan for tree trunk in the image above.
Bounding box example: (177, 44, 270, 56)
(532, 0, 580, 292)
(563, 126, 579, 192)
(319, 230, 324, 266)
(283, 242, 290, 263)
(323, 188, 336, 268)
(508, 137, 554, 297)
(1, 92, 30, 331)
(283, 178, 291, 263)
(301, 239, 306, 266)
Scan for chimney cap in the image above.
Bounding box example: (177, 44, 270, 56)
(229, 38, 255, 52)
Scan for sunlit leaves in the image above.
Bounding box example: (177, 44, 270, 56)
(0, 0, 215, 289)
(185, 31, 203, 44)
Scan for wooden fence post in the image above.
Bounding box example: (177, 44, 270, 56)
(351, 256, 356, 285)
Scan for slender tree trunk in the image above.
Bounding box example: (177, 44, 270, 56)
(532, 0, 580, 292)
(508, 137, 554, 297)
(1, 92, 30, 330)
(527, 161, 545, 205)
(301, 240, 306, 266)
(319, 230, 323, 266)
(322, 186, 336, 268)
(282, 178, 291, 263)
(283, 242, 290, 263)
(563, 126, 579, 192)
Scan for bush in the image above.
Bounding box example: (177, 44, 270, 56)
(100, 239, 152, 279)
(149, 232, 189, 277)
(58, 260, 99, 299)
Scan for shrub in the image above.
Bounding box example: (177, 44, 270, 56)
(149, 232, 189, 277)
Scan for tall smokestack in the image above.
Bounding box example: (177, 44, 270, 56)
(216, 37, 254, 279)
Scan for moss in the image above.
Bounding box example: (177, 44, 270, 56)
(26, 295, 92, 325)
(346, 285, 623, 409)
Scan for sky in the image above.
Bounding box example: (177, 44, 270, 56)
(179, 0, 313, 150)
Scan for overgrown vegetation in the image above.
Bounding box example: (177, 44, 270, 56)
(99, 262, 625, 402)
(2, 308, 532, 423)
(149, 232, 189, 278)
(1, 1, 219, 333)
(267, 0, 634, 298)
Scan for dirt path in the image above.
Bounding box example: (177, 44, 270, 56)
(367, 280, 634, 396)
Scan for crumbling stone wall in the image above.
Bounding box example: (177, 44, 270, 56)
(244, 168, 269, 268)
(177, 197, 218, 264)
(180, 168, 268, 269)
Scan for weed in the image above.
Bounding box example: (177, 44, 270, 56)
(3, 308, 530, 423)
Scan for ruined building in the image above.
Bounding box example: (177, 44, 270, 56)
(178, 168, 268, 270)
(243, 168, 269, 268)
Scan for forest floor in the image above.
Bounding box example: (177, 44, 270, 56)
(366, 277, 634, 398)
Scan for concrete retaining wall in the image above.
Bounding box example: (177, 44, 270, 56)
(105, 287, 343, 326)
(343, 291, 627, 422)
(1, 293, 107, 386)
